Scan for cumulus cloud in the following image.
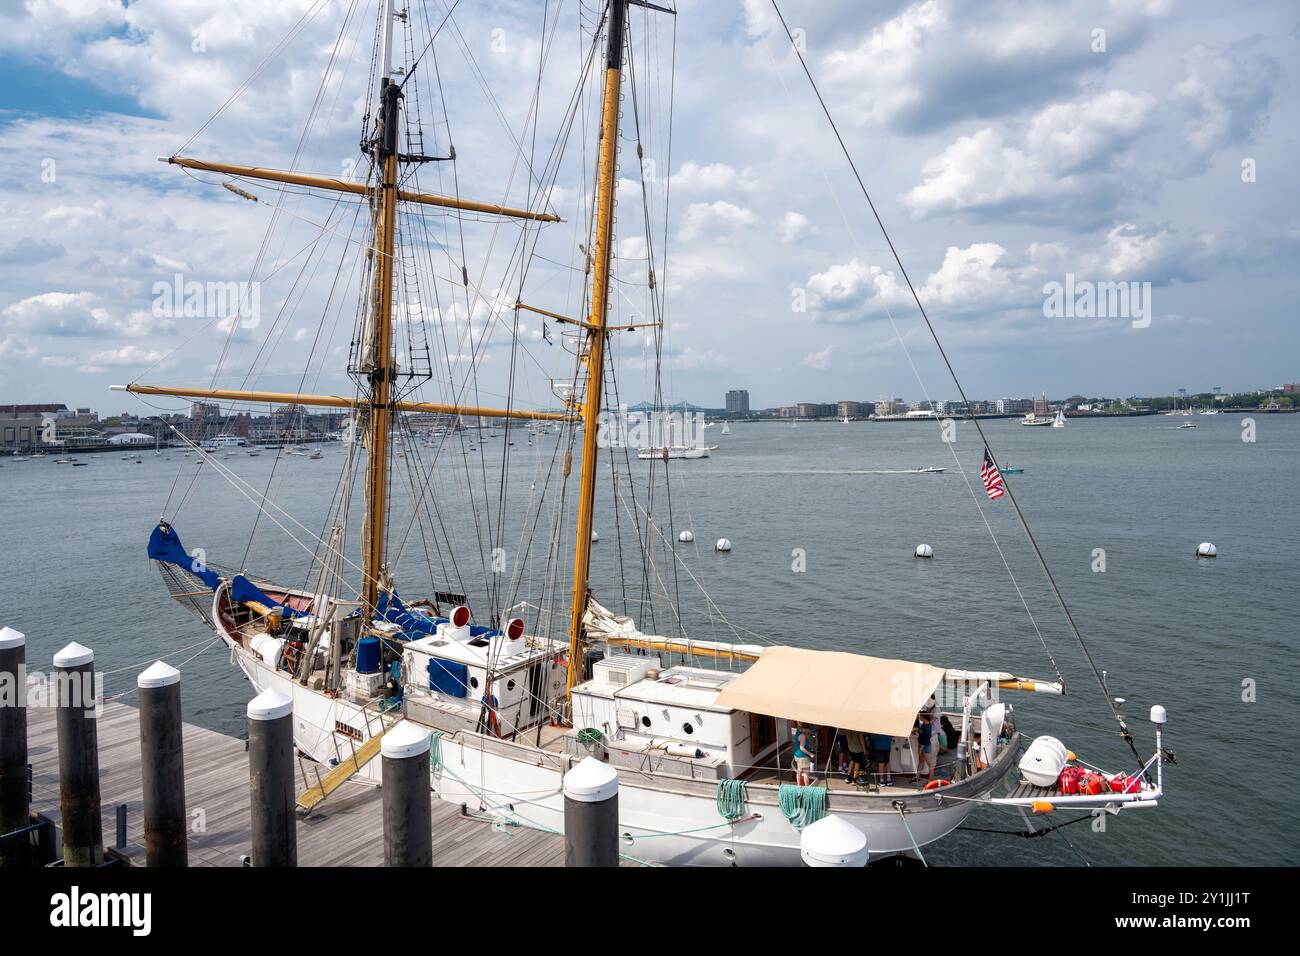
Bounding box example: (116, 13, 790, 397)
(1169, 42, 1279, 162)
(777, 211, 817, 244)
(670, 161, 761, 194)
(903, 90, 1155, 224)
(800, 345, 833, 370)
(812, 0, 1162, 132)
(677, 201, 756, 242)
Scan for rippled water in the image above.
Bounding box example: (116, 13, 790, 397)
(4, 413, 1296, 865)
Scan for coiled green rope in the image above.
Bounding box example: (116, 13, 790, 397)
(716, 779, 749, 820)
(428, 730, 444, 771)
(778, 783, 827, 830)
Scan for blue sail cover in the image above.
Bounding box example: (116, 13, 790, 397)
(148, 522, 220, 590)
(377, 591, 499, 638)
(148, 522, 306, 619)
(376, 590, 444, 635)
(230, 574, 308, 619)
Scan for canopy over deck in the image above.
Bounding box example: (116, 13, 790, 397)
(713, 645, 945, 737)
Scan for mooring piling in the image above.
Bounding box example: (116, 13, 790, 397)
(0, 626, 31, 867)
(53, 641, 102, 867)
(380, 721, 433, 867)
(562, 756, 619, 867)
(247, 689, 296, 867)
(138, 660, 187, 866)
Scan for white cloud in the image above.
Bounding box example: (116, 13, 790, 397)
(81, 344, 166, 367)
(670, 161, 761, 194)
(903, 91, 1156, 220)
(800, 346, 833, 370)
(1169, 42, 1279, 160)
(777, 211, 817, 244)
(677, 201, 756, 242)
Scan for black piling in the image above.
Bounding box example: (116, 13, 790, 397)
(562, 756, 619, 867)
(53, 642, 102, 867)
(247, 689, 296, 867)
(138, 660, 188, 866)
(0, 626, 30, 866)
(381, 722, 433, 867)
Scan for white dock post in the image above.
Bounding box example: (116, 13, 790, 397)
(381, 721, 433, 867)
(800, 814, 869, 867)
(53, 641, 102, 866)
(247, 689, 296, 867)
(562, 756, 619, 867)
(138, 661, 188, 866)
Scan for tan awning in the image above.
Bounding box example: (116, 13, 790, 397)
(714, 645, 945, 737)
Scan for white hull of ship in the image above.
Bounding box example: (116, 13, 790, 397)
(225, 637, 1008, 866)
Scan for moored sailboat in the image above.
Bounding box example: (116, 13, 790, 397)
(122, 0, 1166, 865)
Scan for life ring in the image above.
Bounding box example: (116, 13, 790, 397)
(923, 778, 951, 790)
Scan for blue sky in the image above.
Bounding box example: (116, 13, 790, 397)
(0, 0, 1296, 414)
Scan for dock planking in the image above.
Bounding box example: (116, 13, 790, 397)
(25, 700, 572, 867)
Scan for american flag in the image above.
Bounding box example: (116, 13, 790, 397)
(980, 448, 1005, 500)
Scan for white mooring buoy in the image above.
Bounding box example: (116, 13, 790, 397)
(915, 543, 934, 559)
(678, 530, 694, 543)
(1196, 542, 1217, 558)
(715, 538, 732, 552)
(800, 814, 869, 867)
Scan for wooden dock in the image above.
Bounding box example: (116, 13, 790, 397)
(26, 701, 570, 866)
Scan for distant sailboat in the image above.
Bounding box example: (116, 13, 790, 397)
(1052, 409, 1066, 428)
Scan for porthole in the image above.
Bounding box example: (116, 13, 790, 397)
(506, 679, 516, 691)
(682, 722, 694, 736)
(470, 676, 480, 689)
(641, 715, 652, 728)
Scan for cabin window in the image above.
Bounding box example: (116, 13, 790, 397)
(682, 722, 694, 736)
(506, 679, 516, 691)
(640, 715, 652, 728)
(469, 676, 479, 689)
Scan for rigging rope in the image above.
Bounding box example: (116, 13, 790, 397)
(767, 0, 1145, 770)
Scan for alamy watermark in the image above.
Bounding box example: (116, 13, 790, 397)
(1, 666, 103, 718)
(1043, 273, 1151, 329)
(152, 273, 261, 328)
(595, 406, 707, 451)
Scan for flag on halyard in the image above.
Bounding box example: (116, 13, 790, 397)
(980, 448, 1005, 500)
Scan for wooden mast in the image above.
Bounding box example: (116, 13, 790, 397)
(566, 0, 627, 697)
(361, 2, 403, 615)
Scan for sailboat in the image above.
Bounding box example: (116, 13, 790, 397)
(121, 0, 1166, 865)
(1051, 409, 1066, 428)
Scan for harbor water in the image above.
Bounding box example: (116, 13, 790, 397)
(2, 413, 1296, 865)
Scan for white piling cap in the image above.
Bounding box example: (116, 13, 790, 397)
(246, 688, 293, 721)
(137, 660, 181, 689)
(800, 814, 869, 867)
(915, 543, 934, 558)
(381, 720, 431, 760)
(563, 756, 619, 803)
(1150, 704, 1167, 725)
(53, 641, 94, 668)
(0, 626, 25, 650)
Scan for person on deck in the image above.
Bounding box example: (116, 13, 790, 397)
(790, 721, 814, 787)
(844, 729, 867, 784)
(868, 732, 893, 787)
(914, 714, 935, 782)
